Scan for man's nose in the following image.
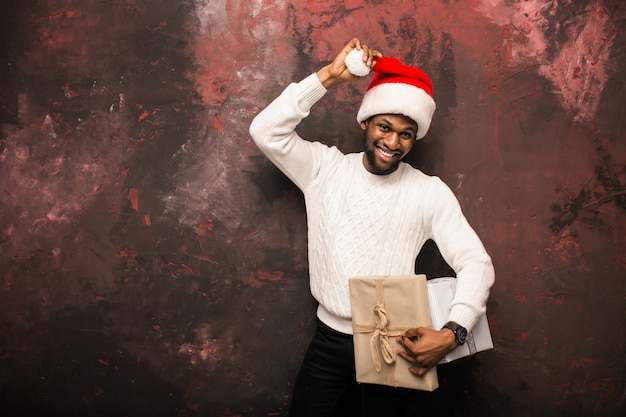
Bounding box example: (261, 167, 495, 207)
(384, 132, 400, 149)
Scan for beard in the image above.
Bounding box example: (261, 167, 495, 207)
(364, 144, 401, 175)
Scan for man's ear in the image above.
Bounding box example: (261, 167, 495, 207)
(360, 120, 368, 130)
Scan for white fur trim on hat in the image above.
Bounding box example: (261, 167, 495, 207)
(356, 83, 436, 140)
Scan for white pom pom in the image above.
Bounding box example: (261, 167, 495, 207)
(345, 49, 371, 77)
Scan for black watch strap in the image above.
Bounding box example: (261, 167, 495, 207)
(443, 321, 468, 346)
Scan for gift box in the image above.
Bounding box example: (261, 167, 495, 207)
(427, 277, 494, 363)
(348, 274, 439, 391)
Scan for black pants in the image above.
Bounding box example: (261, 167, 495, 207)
(288, 318, 413, 417)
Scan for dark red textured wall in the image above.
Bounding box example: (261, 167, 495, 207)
(1, 1, 624, 416)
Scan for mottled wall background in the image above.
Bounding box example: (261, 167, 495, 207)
(1, 0, 624, 416)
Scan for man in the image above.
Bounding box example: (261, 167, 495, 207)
(249, 38, 495, 416)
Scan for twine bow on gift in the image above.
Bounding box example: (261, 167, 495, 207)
(353, 279, 409, 386)
(370, 303, 396, 372)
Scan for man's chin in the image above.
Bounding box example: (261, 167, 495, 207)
(371, 160, 400, 175)
(364, 149, 400, 175)
(375, 165, 399, 175)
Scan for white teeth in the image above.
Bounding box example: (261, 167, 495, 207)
(378, 148, 394, 158)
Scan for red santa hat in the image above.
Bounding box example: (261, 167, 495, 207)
(356, 57, 436, 140)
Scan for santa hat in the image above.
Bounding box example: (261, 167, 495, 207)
(356, 57, 436, 140)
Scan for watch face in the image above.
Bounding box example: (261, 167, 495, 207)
(457, 327, 468, 344)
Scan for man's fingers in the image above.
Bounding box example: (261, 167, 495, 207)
(397, 348, 431, 368)
(396, 349, 417, 364)
(398, 335, 419, 353)
(401, 328, 421, 338)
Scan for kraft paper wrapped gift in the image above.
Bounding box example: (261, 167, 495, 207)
(348, 274, 439, 391)
(427, 277, 494, 364)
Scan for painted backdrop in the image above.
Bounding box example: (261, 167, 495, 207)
(1, 0, 624, 416)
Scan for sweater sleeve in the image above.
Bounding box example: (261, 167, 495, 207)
(425, 178, 495, 331)
(249, 73, 332, 190)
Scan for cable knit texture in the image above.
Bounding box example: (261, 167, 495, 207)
(249, 73, 495, 334)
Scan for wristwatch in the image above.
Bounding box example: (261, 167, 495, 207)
(442, 321, 468, 346)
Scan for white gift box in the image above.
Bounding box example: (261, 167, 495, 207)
(427, 277, 494, 363)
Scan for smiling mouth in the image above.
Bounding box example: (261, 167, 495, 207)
(376, 146, 399, 160)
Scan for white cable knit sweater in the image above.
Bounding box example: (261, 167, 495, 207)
(249, 73, 495, 334)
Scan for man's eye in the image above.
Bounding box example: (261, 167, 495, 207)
(378, 125, 390, 131)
